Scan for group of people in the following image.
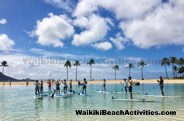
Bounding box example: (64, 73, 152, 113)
(102, 76, 165, 99)
(34, 78, 88, 96)
(101, 76, 133, 99)
(35, 76, 165, 98)
(35, 80, 44, 95)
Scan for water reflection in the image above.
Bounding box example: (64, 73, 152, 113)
(161, 98, 165, 111)
(0, 84, 184, 121)
(34, 99, 43, 119)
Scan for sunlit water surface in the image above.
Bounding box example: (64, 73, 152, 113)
(0, 83, 184, 121)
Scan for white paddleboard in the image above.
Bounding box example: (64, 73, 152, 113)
(41, 93, 48, 96)
(55, 93, 71, 98)
(80, 93, 88, 96)
(112, 98, 154, 102)
(34, 95, 43, 99)
(145, 95, 182, 98)
(111, 91, 140, 94)
(96, 90, 110, 93)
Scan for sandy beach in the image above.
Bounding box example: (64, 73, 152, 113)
(0, 79, 184, 86)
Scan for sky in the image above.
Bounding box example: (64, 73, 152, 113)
(0, 0, 183, 80)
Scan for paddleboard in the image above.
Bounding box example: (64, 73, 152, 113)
(111, 91, 140, 94)
(145, 95, 182, 98)
(34, 95, 43, 99)
(96, 90, 110, 93)
(55, 92, 73, 98)
(79, 93, 88, 96)
(41, 93, 48, 96)
(112, 98, 154, 102)
(43, 91, 54, 94)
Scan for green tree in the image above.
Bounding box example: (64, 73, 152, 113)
(64, 60, 71, 81)
(177, 58, 184, 67)
(161, 58, 170, 79)
(173, 65, 178, 77)
(87, 59, 95, 81)
(112, 65, 119, 80)
(0, 61, 8, 74)
(170, 57, 177, 78)
(138, 60, 146, 80)
(73, 60, 80, 81)
(178, 66, 184, 77)
(125, 63, 135, 77)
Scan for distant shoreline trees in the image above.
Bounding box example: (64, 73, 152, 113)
(1, 56, 183, 81)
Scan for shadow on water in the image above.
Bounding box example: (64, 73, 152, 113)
(34, 99, 43, 119)
(161, 98, 165, 111)
(56, 98, 61, 112)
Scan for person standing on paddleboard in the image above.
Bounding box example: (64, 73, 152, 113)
(47, 80, 52, 92)
(122, 79, 128, 93)
(157, 76, 164, 96)
(69, 80, 73, 92)
(128, 76, 133, 99)
(63, 79, 68, 93)
(55, 80, 61, 94)
(34, 80, 40, 95)
(40, 81, 43, 94)
(82, 78, 87, 94)
(102, 79, 106, 91)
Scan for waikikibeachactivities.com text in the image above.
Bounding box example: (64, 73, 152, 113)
(75, 110, 176, 116)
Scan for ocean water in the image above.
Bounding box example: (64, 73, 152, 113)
(0, 83, 184, 121)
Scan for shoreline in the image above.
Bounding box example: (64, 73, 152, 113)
(0, 79, 184, 86)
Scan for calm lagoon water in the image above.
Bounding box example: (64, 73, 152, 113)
(0, 83, 184, 121)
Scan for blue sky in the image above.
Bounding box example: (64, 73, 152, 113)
(0, 0, 183, 80)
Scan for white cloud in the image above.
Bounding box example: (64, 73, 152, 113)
(0, 34, 15, 51)
(110, 33, 129, 50)
(120, 1, 184, 48)
(31, 13, 74, 47)
(29, 48, 100, 59)
(91, 41, 112, 51)
(0, 18, 7, 24)
(44, 0, 73, 12)
(72, 14, 111, 46)
(74, 0, 161, 19)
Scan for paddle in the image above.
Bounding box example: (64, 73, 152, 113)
(50, 89, 56, 98)
(68, 87, 75, 94)
(78, 87, 83, 95)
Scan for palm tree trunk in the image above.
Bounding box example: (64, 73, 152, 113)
(141, 67, 144, 80)
(67, 67, 68, 81)
(76, 66, 77, 81)
(175, 71, 177, 78)
(165, 65, 169, 79)
(115, 69, 116, 80)
(172, 64, 174, 78)
(90, 65, 92, 81)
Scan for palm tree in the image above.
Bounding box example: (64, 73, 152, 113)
(170, 57, 177, 78)
(177, 58, 184, 67)
(161, 58, 170, 79)
(112, 65, 119, 80)
(87, 59, 95, 81)
(73, 60, 80, 81)
(64, 60, 71, 81)
(177, 58, 184, 77)
(138, 60, 146, 80)
(125, 63, 135, 77)
(173, 65, 178, 78)
(0, 61, 8, 74)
